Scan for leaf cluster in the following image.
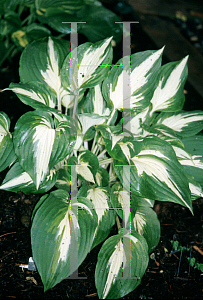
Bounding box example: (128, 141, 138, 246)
(0, 0, 123, 67)
(1, 35, 203, 298)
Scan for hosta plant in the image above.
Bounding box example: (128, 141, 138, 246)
(1, 35, 203, 299)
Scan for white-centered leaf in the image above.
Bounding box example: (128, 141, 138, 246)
(0, 168, 33, 190)
(87, 187, 109, 222)
(172, 141, 203, 199)
(86, 186, 114, 247)
(0, 162, 57, 193)
(150, 56, 188, 114)
(61, 37, 113, 94)
(111, 133, 123, 150)
(77, 163, 95, 183)
(132, 204, 160, 253)
(75, 150, 99, 183)
(33, 124, 55, 189)
(95, 230, 149, 299)
(133, 212, 146, 235)
(103, 239, 123, 299)
(19, 36, 71, 110)
(31, 190, 98, 291)
(5, 82, 57, 109)
(0, 115, 8, 142)
(131, 149, 191, 209)
(40, 37, 71, 108)
(176, 136, 203, 190)
(0, 112, 16, 172)
(78, 37, 112, 88)
(114, 136, 192, 212)
(78, 183, 115, 249)
(190, 182, 203, 199)
(13, 111, 77, 189)
(113, 189, 131, 222)
(118, 141, 134, 163)
(155, 110, 203, 137)
(102, 48, 163, 111)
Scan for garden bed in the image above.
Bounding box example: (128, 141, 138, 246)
(1, 189, 203, 299)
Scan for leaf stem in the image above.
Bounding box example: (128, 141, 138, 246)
(98, 158, 113, 167)
(72, 95, 77, 120)
(92, 134, 102, 154)
(116, 216, 121, 230)
(97, 149, 107, 159)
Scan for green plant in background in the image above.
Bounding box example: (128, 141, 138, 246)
(1, 35, 203, 298)
(188, 257, 203, 272)
(171, 240, 190, 253)
(171, 240, 203, 274)
(0, 0, 123, 67)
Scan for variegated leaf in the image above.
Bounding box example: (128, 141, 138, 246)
(19, 36, 71, 110)
(110, 182, 138, 220)
(154, 110, 203, 137)
(6, 81, 57, 110)
(79, 184, 115, 248)
(76, 150, 99, 183)
(181, 135, 203, 189)
(13, 111, 77, 189)
(0, 112, 16, 172)
(79, 84, 111, 116)
(123, 107, 150, 137)
(96, 124, 134, 162)
(0, 162, 57, 194)
(150, 56, 188, 114)
(31, 190, 98, 291)
(95, 230, 148, 299)
(102, 48, 164, 111)
(188, 175, 203, 200)
(95, 167, 109, 187)
(132, 204, 160, 253)
(163, 136, 203, 198)
(55, 168, 71, 192)
(114, 136, 192, 212)
(61, 37, 113, 93)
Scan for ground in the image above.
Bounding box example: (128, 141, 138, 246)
(0, 189, 203, 299)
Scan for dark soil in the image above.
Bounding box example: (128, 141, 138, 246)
(1, 1, 203, 299)
(0, 189, 203, 299)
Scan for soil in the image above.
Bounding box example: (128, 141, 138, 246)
(1, 1, 203, 299)
(0, 190, 203, 299)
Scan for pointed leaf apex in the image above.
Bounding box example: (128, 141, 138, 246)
(104, 36, 113, 47)
(155, 46, 165, 58)
(183, 55, 189, 63)
(160, 45, 165, 53)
